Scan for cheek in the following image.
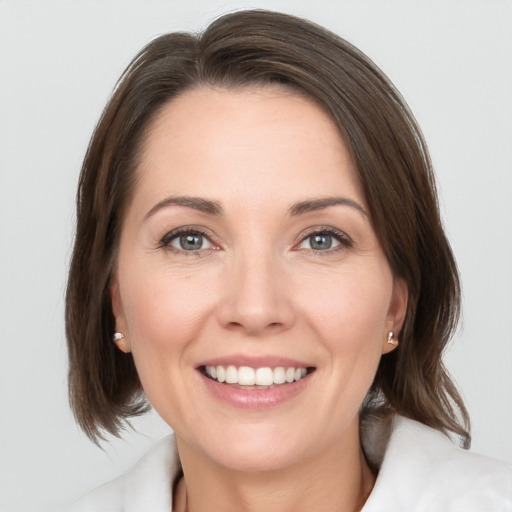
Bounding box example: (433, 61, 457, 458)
(300, 264, 393, 345)
(118, 269, 219, 421)
(297, 263, 392, 398)
(119, 264, 217, 370)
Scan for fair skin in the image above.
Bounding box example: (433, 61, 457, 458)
(111, 86, 408, 512)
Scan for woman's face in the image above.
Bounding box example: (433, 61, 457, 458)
(112, 86, 407, 472)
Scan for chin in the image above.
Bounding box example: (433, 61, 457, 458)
(193, 423, 314, 473)
(211, 445, 303, 473)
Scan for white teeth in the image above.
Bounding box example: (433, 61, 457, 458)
(238, 366, 255, 385)
(225, 365, 237, 384)
(204, 365, 310, 386)
(216, 365, 225, 383)
(255, 367, 273, 386)
(273, 367, 286, 384)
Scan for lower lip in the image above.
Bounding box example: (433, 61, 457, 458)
(200, 372, 311, 409)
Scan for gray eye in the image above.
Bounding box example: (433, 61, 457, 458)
(309, 234, 333, 250)
(299, 233, 341, 251)
(170, 233, 211, 251)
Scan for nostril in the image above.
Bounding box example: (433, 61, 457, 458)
(225, 321, 243, 329)
(224, 320, 285, 335)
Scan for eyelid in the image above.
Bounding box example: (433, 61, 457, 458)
(159, 225, 220, 252)
(295, 226, 353, 251)
(157, 224, 352, 254)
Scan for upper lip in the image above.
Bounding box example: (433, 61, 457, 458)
(196, 354, 314, 369)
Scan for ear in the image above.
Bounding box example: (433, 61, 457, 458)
(110, 278, 131, 353)
(382, 278, 408, 355)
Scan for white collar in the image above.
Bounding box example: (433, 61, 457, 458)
(73, 414, 512, 511)
(362, 415, 512, 510)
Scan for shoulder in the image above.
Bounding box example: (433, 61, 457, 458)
(363, 415, 512, 511)
(60, 435, 179, 512)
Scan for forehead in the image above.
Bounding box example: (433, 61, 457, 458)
(133, 85, 363, 212)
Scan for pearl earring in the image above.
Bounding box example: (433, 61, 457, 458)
(387, 331, 398, 347)
(113, 332, 124, 342)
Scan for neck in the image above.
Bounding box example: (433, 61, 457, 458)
(173, 423, 375, 512)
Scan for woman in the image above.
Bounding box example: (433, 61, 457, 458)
(64, 9, 512, 511)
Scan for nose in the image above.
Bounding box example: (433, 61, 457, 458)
(216, 248, 296, 336)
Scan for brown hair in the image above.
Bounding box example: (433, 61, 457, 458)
(66, 9, 470, 446)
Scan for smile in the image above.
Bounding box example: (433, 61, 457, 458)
(202, 365, 313, 387)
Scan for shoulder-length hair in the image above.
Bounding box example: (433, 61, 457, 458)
(66, 9, 470, 446)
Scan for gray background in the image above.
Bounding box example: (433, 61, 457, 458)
(1, 1, 511, 511)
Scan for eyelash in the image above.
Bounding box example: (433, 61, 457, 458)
(295, 226, 353, 254)
(159, 226, 217, 255)
(158, 226, 352, 255)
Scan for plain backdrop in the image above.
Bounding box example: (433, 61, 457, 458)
(1, 1, 511, 511)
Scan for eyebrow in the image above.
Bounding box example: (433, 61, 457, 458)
(144, 195, 367, 220)
(289, 197, 368, 217)
(144, 196, 224, 220)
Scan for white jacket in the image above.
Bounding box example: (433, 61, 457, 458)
(63, 415, 512, 511)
